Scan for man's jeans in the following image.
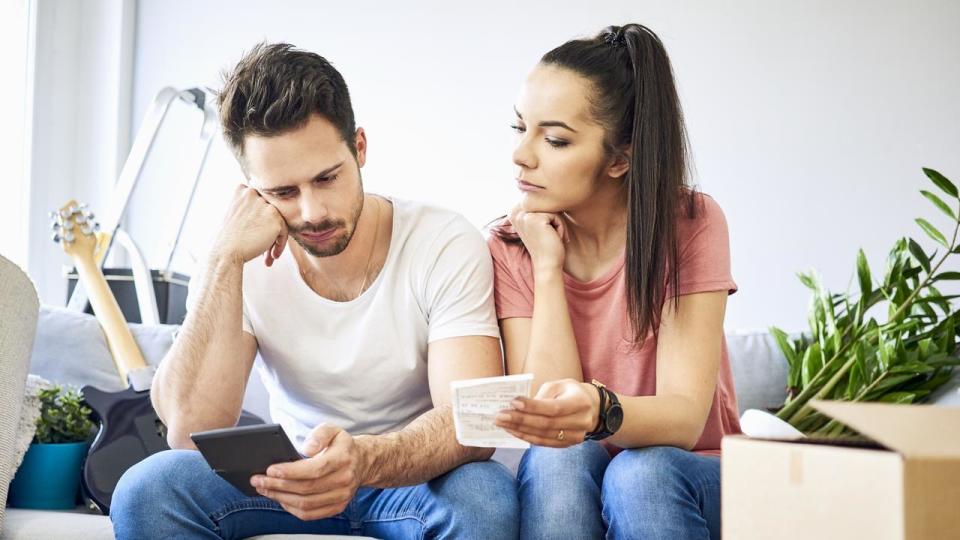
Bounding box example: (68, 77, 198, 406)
(110, 449, 519, 539)
(517, 442, 721, 540)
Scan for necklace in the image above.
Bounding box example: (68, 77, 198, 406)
(356, 196, 381, 298)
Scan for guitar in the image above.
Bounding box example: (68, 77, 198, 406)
(51, 201, 262, 513)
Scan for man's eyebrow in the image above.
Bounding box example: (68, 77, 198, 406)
(261, 161, 344, 193)
(513, 107, 578, 133)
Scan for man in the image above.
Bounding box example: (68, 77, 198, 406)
(110, 43, 518, 539)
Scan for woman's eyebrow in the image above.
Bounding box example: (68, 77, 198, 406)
(513, 108, 578, 133)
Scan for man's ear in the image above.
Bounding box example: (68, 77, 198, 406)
(354, 127, 367, 168)
(606, 149, 631, 180)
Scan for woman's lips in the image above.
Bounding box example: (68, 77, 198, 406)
(299, 228, 338, 243)
(517, 179, 545, 192)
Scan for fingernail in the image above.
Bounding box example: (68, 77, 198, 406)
(495, 413, 511, 423)
(512, 399, 525, 410)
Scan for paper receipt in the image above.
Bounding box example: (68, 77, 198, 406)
(450, 373, 534, 448)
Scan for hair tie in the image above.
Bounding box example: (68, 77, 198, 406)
(603, 30, 626, 47)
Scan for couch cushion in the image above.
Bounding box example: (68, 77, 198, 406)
(2, 508, 114, 540)
(726, 330, 792, 413)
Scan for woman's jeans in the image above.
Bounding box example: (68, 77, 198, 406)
(517, 442, 721, 540)
(110, 449, 519, 539)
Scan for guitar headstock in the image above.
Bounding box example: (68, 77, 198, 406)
(51, 199, 101, 262)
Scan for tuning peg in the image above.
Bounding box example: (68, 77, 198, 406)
(49, 211, 58, 219)
(86, 212, 96, 221)
(50, 221, 59, 230)
(75, 213, 87, 224)
(93, 223, 101, 232)
(52, 232, 61, 243)
(80, 224, 93, 235)
(64, 232, 75, 243)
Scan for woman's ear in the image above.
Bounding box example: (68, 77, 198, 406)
(606, 149, 631, 180)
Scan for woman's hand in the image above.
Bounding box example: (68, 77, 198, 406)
(509, 206, 568, 275)
(494, 378, 600, 448)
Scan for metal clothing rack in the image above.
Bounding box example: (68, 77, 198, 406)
(66, 87, 217, 324)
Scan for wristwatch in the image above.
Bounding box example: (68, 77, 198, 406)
(585, 379, 623, 440)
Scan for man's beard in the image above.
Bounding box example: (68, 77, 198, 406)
(290, 219, 352, 257)
(288, 191, 365, 258)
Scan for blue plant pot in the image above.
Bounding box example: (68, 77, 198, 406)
(8, 441, 89, 509)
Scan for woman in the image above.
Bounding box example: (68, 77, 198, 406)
(489, 24, 740, 539)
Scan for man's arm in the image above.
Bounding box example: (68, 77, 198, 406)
(151, 253, 258, 449)
(356, 335, 502, 487)
(252, 335, 503, 521)
(152, 186, 287, 449)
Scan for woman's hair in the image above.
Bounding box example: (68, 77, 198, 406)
(495, 23, 701, 346)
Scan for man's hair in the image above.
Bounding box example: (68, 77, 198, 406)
(218, 42, 357, 160)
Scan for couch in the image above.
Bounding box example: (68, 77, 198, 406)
(4, 253, 956, 539)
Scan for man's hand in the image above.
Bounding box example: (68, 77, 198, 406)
(250, 424, 364, 521)
(214, 184, 288, 267)
(494, 378, 601, 448)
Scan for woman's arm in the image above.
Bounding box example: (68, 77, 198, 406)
(501, 266, 582, 392)
(500, 209, 584, 393)
(496, 290, 727, 450)
(606, 289, 726, 449)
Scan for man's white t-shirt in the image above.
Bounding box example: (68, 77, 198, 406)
(210, 197, 499, 448)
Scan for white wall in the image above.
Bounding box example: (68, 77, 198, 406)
(0, 0, 31, 269)
(124, 0, 960, 332)
(25, 0, 135, 306)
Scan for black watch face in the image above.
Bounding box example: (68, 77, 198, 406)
(606, 405, 624, 433)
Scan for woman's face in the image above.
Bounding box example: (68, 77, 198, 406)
(512, 65, 620, 214)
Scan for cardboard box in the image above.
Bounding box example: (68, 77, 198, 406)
(723, 400, 960, 540)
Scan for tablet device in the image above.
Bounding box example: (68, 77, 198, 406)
(190, 423, 303, 496)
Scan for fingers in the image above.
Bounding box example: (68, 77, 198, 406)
(300, 424, 341, 457)
(252, 464, 355, 496)
(503, 427, 586, 448)
(495, 409, 588, 432)
(267, 430, 348, 480)
(510, 395, 584, 417)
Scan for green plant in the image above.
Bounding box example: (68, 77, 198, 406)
(771, 167, 960, 435)
(34, 385, 96, 444)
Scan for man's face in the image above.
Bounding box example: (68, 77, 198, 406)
(243, 114, 367, 257)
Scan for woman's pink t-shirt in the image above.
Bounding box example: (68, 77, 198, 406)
(487, 193, 741, 455)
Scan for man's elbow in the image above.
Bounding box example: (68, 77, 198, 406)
(466, 446, 496, 461)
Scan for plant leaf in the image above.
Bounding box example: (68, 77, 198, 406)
(915, 218, 949, 249)
(908, 239, 932, 274)
(933, 272, 960, 282)
(856, 249, 872, 300)
(923, 167, 958, 199)
(879, 391, 917, 404)
(920, 190, 958, 221)
(797, 272, 817, 291)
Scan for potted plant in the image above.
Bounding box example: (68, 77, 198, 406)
(8, 385, 97, 509)
(770, 167, 960, 435)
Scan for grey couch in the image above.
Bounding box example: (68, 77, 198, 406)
(0, 252, 835, 539)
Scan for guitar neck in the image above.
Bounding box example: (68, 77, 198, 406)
(74, 256, 148, 383)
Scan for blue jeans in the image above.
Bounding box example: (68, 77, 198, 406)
(517, 442, 720, 540)
(110, 449, 519, 539)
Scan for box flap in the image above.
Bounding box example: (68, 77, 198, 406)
(810, 400, 960, 459)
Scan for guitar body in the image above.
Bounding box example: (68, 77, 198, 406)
(80, 385, 264, 513)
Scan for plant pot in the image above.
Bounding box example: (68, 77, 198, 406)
(8, 441, 89, 509)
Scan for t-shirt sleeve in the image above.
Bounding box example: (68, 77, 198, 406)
(668, 194, 739, 298)
(487, 231, 534, 319)
(423, 216, 501, 343)
(184, 260, 256, 337)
